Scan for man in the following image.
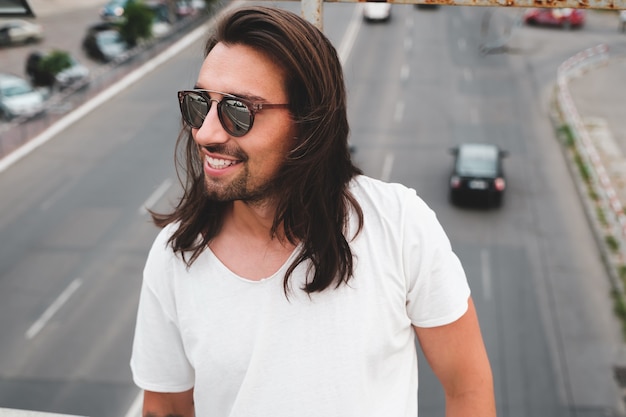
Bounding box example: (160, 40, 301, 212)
(130, 5, 495, 417)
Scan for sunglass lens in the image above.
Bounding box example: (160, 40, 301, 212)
(183, 92, 209, 128)
(220, 98, 252, 137)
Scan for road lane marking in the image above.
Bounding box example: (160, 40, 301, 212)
(404, 37, 413, 51)
(394, 101, 405, 123)
(139, 178, 173, 215)
(400, 64, 410, 81)
(26, 278, 82, 340)
(470, 106, 480, 124)
(463, 67, 473, 82)
(481, 249, 492, 300)
(337, 4, 363, 66)
(124, 392, 143, 417)
(381, 152, 394, 182)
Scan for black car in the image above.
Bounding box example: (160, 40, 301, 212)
(448, 143, 508, 208)
(82, 23, 129, 62)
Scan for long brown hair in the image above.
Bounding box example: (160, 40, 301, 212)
(153, 6, 363, 294)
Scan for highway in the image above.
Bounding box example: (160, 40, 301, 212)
(1, 2, 626, 416)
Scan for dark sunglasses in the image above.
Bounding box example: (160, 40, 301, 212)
(177, 89, 290, 137)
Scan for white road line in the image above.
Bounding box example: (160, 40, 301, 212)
(470, 106, 480, 124)
(400, 64, 410, 81)
(381, 152, 394, 182)
(139, 178, 173, 215)
(394, 101, 405, 123)
(40, 181, 73, 211)
(463, 67, 473, 82)
(337, 4, 363, 66)
(124, 392, 143, 417)
(25, 278, 82, 340)
(480, 249, 492, 300)
(404, 37, 413, 51)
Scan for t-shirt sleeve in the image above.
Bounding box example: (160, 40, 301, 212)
(402, 190, 470, 328)
(130, 226, 195, 393)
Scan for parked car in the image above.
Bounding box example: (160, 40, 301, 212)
(100, 0, 131, 22)
(523, 8, 586, 29)
(362, 3, 392, 22)
(448, 143, 508, 208)
(175, 0, 206, 18)
(619, 10, 626, 32)
(26, 50, 90, 90)
(0, 72, 45, 120)
(0, 19, 43, 46)
(82, 23, 129, 62)
(145, 1, 173, 38)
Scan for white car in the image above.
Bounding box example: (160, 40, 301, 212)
(0, 19, 43, 46)
(0, 73, 45, 120)
(363, 3, 392, 22)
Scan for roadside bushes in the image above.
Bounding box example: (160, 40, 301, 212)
(119, 0, 154, 47)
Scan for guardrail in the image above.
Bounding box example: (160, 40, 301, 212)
(554, 44, 626, 290)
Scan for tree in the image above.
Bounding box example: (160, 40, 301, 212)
(119, 0, 154, 47)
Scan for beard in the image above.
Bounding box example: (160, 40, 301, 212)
(203, 169, 280, 205)
(198, 143, 284, 205)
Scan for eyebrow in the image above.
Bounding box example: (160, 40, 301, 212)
(192, 86, 267, 103)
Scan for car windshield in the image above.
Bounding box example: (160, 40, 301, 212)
(98, 31, 121, 45)
(1, 83, 34, 97)
(457, 146, 498, 177)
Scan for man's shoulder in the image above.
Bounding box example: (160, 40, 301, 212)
(349, 175, 433, 219)
(350, 175, 415, 202)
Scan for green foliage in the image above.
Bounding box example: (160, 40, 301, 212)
(606, 235, 620, 253)
(597, 206, 608, 227)
(38, 50, 72, 75)
(558, 124, 575, 147)
(119, 0, 154, 47)
(619, 265, 626, 283)
(574, 153, 590, 182)
(611, 289, 626, 339)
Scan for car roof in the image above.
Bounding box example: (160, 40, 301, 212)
(0, 73, 30, 87)
(457, 143, 499, 160)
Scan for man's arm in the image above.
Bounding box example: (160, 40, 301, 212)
(143, 389, 195, 417)
(414, 297, 496, 417)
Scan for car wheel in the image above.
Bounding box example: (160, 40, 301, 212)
(449, 191, 459, 206)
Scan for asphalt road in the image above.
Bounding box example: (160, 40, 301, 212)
(1, 2, 626, 417)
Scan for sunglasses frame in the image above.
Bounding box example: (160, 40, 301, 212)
(177, 89, 290, 137)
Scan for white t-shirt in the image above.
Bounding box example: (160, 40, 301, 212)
(130, 175, 470, 417)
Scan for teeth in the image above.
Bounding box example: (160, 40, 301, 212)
(206, 155, 237, 169)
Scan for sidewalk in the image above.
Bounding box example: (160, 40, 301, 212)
(27, 0, 108, 17)
(568, 55, 626, 203)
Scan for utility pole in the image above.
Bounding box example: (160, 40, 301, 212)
(301, 0, 323, 30)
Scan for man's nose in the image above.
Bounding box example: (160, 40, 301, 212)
(192, 104, 230, 146)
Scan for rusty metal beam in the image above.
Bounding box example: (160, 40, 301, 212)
(297, 0, 626, 10)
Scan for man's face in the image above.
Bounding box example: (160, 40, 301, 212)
(192, 42, 294, 204)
